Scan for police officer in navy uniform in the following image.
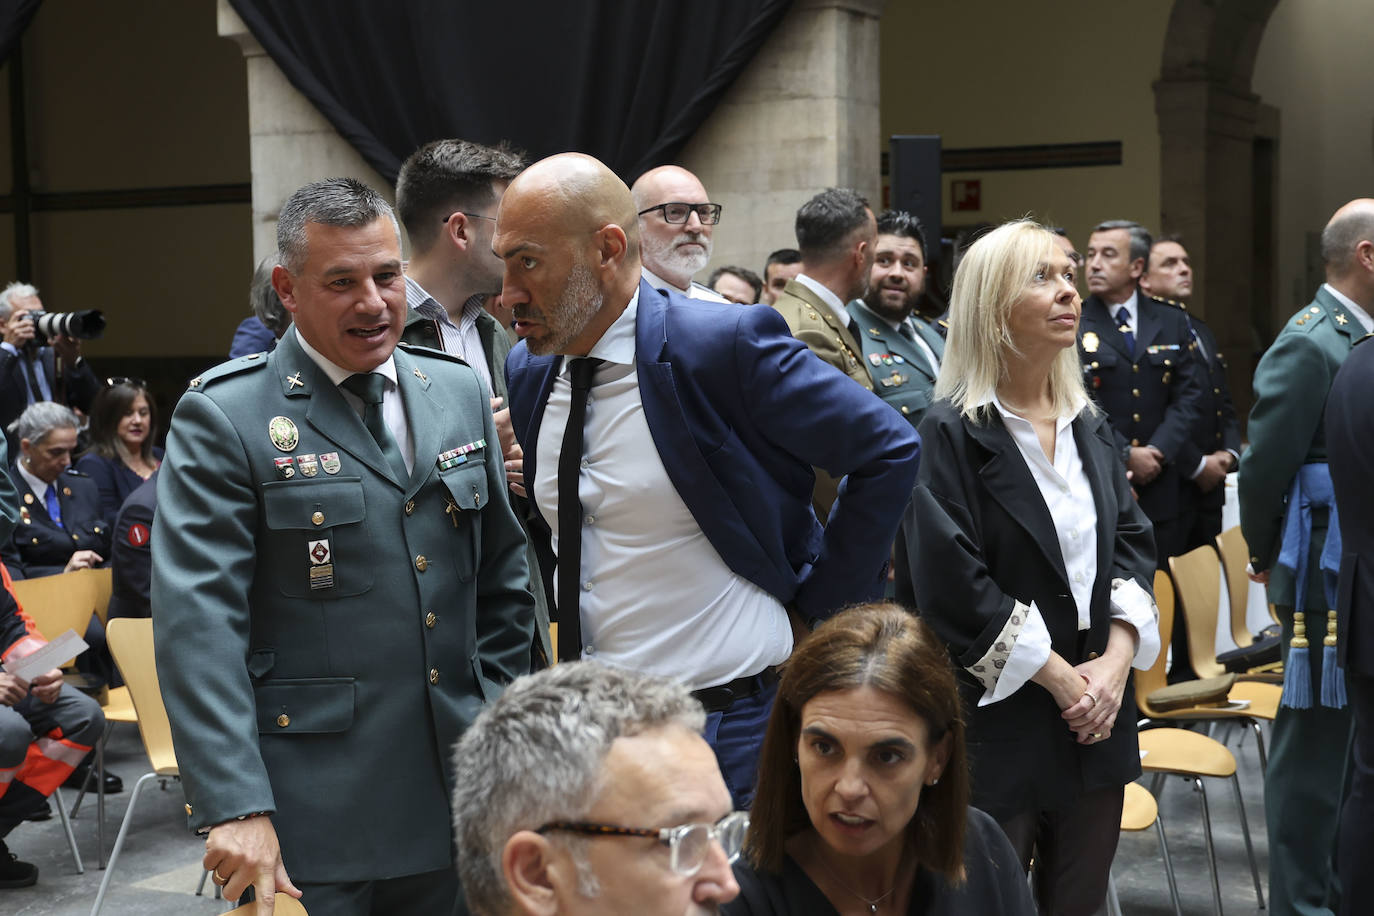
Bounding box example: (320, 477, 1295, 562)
(107, 470, 155, 620)
(152, 178, 534, 915)
(1139, 235, 1241, 554)
(1079, 219, 1205, 573)
(2, 402, 110, 579)
(847, 209, 945, 430)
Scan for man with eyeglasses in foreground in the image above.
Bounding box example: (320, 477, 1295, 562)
(631, 166, 729, 302)
(452, 662, 744, 915)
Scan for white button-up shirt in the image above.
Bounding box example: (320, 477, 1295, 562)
(532, 288, 791, 688)
(405, 275, 494, 397)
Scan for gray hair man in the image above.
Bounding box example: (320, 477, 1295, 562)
(452, 662, 743, 916)
(0, 282, 100, 441)
(631, 166, 727, 302)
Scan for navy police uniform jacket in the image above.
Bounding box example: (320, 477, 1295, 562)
(2, 466, 110, 579)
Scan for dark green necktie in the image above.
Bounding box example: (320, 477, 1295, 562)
(340, 372, 408, 482)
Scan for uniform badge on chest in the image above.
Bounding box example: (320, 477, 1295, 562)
(269, 416, 299, 452)
(308, 537, 334, 590)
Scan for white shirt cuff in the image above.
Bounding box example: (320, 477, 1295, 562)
(976, 601, 1051, 707)
(1188, 455, 1207, 479)
(0, 342, 17, 357)
(1110, 577, 1161, 669)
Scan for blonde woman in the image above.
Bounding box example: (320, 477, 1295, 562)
(895, 220, 1159, 915)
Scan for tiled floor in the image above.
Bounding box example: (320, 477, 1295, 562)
(6, 719, 1278, 915)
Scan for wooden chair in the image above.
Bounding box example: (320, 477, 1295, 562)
(86, 567, 114, 625)
(1138, 728, 1264, 915)
(1141, 568, 1273, 772)
(233, 894, 310, 914)
(11, 569, 100, 667)
(1215, 526, 1283, 681)
(89, 618, 183, 916)
(1106, 782, 1181, 916)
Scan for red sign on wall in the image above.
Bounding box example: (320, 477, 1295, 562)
(951, 180, 982, 212)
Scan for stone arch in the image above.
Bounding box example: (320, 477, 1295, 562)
(1154, 0, 1280, 418)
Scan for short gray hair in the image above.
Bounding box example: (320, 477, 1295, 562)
(1092, 219, 1153, 266)
(10, 401, 79, 445)
(1320, 206, 1374, 274)
(276, 178, 399, 274)
(451, 662, 705, 916)
(0, 281, 39, 322)
(250, 254, 291, 334)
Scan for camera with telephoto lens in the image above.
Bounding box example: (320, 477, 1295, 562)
(26, 309, 106, 346)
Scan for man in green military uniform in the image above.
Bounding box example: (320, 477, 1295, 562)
(394, 138, 552, 668)
(1240, 198, 1374, 916)
(152, 178, 534, 915)
(847, 209, 944, 430)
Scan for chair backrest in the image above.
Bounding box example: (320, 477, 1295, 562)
(1215, 526, 1255, 648)
(10, 570, 99, 667)
(87, 566, 114, 625)
(1135, 569, 1175, 713)
(105, 618, 177, 776)
(1169, 544, 1225, 679)
(1121, 781, 1159, 832)
(237, 895, 310, 915)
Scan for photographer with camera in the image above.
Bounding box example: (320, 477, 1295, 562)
(0, 283, 102, 449)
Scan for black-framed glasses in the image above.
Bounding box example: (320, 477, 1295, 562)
(442, 211, 497, 223)
(536, 810, 748, 876)
(637, 202, 723, 225)
(105, 376, 148, 389)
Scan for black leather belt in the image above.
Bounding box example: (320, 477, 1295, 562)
(691, 667, 779, 714)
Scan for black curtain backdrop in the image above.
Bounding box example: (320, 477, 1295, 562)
(228, 0, 794, 185)
(0, 0, 42, 65)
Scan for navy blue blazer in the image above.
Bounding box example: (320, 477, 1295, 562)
(505, 280, 921, 622)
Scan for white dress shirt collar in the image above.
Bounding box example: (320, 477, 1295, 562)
(1108, 289, 1139, 327)
(294, 327, 399, 389)
(16, 459, 50, 501)
(795, 273, 851, 328)
(1323, 283, 1374, 334)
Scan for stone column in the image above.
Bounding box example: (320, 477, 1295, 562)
(678, 0, 887, 278)
(1155, 78, 1261, 419)
(216, 0, 391, 263)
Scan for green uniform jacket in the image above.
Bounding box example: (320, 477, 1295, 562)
(846, 299, 944, 430)
(1240, 286, 1363, 609)
(151, 329, 534, 882)
(402, 306, 552, 665)
(770, 278, 873, 391)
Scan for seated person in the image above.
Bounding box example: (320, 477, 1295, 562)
(0, 486, 106, 890)
(451, 662, 744, 915)
(74, 379, 162, 520)
(228, 254, 292, 357)
(3, 402, 110, 579)
(107, 470, 155, 620)
(0, 283, 100, 445)
(726, 603, 1035, 916)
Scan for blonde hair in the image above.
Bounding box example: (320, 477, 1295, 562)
(935, 219, 1093, 421)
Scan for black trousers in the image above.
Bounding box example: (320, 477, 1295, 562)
(1339, 673, 1374, 916)
(289, 868, 465, 916)
(997, 783, 1125, 916)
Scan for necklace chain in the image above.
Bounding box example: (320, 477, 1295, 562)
(813, 840, 903, 914)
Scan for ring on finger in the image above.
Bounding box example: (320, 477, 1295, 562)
(212, 868, 229, 887)
(1090, 731, 1104, 739)
(1084, 691, 1098, 706)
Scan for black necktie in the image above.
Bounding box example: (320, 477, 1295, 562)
(898, 321, 916, 342)
(340, 373, 408, 482)
(556, 357, 602, 662)
(1116, 306, 1135, 358)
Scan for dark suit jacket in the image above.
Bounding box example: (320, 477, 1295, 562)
(152, 330, 534, 881)
(2, 465, 111, 578)
(108, 470, 156, 620)
(1169, 309, 1241, 516)
(1079, 292, 1206, 525)
(896, 400, 1155, 818)
(1326, 334, 1374, 675)
(505, 280, 921, 624)
(0, 345, 100, 434)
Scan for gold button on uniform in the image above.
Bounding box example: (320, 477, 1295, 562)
(900, 406, 910, 415)
(415, 555, 428, 572)
(1132, 364, 1139, 373)
(425, 612, 437, 628)
(185, 803, 193, 816)
(1132, 388, 1140, 397)
(311, 511, 324, 526)
(429, 668, 440, 684)
(1132, 413, 1141, 422)
(405, 500, 415, 516)
(276, 714, 290, 728)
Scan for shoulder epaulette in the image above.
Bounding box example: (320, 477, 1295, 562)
(186, 352, 269, 390)
(1353, 332, 1374, 347)
(62, 466, 90, 478)
(1148, 294, 1187, 311)
(397, 341, 470, 366)
(1291, 305, 1329, 332)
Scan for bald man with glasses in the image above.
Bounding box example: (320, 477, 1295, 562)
(632, 166, 729, 302)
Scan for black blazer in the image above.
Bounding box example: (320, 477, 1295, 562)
(896, 400, 1156, 818)
(1326, 335, 1374, 677)
(1078, 292, 1206, 524)
(2, 465, 112, 578)
(1171, 309, 1241, 514)
(0, 345, 100, 432)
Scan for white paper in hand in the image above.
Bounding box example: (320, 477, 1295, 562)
(6, 630, 88, 683)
